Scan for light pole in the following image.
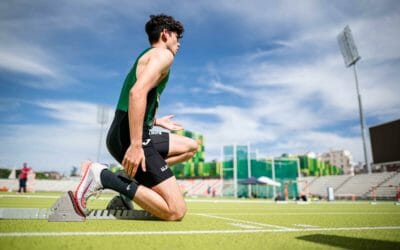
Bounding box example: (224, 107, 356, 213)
(96, 105, 108, 162)
(247, 142, 251, 197)
(233, 144, 237, 198)
(337, 25, 370, 174)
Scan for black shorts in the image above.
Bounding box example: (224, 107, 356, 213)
(148, 130, 169, 159)
(106, 110, 173, 187)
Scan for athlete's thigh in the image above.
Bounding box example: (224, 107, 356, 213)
(149, 132, 169, 158)
(151, 176, 185, 209)
(168, 133, 197, 156)
(135, 142, 173, 187)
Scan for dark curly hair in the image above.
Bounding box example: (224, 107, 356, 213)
(145, 14, 184, 44)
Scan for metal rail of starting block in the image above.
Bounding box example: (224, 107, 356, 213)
(0, 191, 158, 222)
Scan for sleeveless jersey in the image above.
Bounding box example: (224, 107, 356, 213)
(116, 48, 170, 129)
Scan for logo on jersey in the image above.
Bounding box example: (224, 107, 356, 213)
(160, 165, 168, 172)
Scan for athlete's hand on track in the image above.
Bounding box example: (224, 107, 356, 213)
(154, 115, 183, 131)
(122, 144, 146, 177)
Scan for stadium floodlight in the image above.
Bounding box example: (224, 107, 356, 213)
(97, 105, 109, 162)
(337, 25, 361, 67)
(337, 25, 370, 174)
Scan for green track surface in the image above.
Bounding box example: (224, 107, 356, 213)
(1, 192, 399, 250)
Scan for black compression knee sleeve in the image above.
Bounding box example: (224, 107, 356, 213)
(100, 169, 138, 200)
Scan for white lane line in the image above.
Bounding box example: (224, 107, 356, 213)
(194, 213, 293, 230)
(1, 226, 400, 237)
(293, 224, 320, 228)
(229, 223, 263, 229)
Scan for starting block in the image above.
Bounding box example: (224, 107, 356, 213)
(0, 191, 159, 221)
(48, 191, 85, 222)
(86, 209, 157, 220)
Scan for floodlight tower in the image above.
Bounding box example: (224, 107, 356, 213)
(337, 25, 370, 174)
(96, 105, 108, 162)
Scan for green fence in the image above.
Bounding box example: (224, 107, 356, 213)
(221, 145, 300, 199)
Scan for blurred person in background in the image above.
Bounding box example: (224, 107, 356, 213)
(18, 162, 30, 193)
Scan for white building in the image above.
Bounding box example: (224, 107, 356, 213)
(320, 149, 354, 175)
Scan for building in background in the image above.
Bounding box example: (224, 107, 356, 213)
(320, 149, 354, 175)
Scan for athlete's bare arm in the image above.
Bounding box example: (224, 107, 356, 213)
(122, 48, 174, 177)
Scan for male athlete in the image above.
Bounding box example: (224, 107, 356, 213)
(74, 14, 198, 221)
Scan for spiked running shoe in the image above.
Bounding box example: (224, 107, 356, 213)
(74, 161, 107, 216)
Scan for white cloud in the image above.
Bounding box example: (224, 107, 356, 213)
(171, 102, 370, 163)
(0, 100, 115, 172)
(0, 39, 78, 89)
(208, 80, 246, 96)
(352, 14, 400, 62)
(36, 101, 101, 127)
(0, 52, 56, 78)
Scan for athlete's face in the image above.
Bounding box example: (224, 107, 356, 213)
(164, 30, 180, 56)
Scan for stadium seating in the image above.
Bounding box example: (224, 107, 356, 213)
(370, 172, 400, 199)
(336, 172, 394, 198)
(298, 175, 351, 197)
(297, 172, 399, 200)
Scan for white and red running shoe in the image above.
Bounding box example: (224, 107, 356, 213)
(74, 161, 107, 215)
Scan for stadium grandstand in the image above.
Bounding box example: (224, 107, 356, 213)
(298, 172, 400, 200)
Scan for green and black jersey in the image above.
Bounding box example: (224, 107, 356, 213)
(116, 48, 170, 129)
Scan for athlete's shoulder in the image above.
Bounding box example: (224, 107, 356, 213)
(150, 48, 174, 64)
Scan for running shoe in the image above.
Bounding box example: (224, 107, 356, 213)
(74, 161, 107, 215)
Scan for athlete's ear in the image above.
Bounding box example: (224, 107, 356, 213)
(161, 29, 168, 42)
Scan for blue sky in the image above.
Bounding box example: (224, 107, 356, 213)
(1, 0, 399, 174)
